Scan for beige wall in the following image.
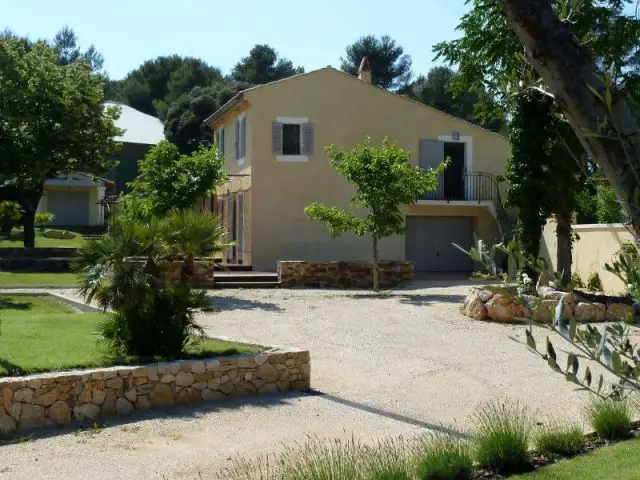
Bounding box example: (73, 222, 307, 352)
(540, 219, 634, 294)
(214, 68, 509, 270)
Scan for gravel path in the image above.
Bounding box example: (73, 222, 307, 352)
(1, 282, 592, 479)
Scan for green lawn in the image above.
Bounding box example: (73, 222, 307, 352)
(0, 294, 260, 377)
(0, 272, 80, 287)
(0, 228, 87, 248)
(513, 438, 640, 480)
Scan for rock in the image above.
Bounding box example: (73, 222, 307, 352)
(147, 367, 158, 382)
(105, 378, 123, 390)
(219, 381, 235, 395)
(538, 287, 577, 304)
(176, 387, 201, 405)
(124, 388, 137, 403)
(607, 303, 635, 321)
(533, 299, 571, 323)
(258, 383, 278, 394)
(205, 360, 221, 371)
(190, 361, 206, 374)
(27, 378, 43, 389)
(175, 372, 195, 387)
(149, 383, 174, 407)
(19, 404, 45, 429)
(47, 401, 71, 424)
(92, 389, 106, 405)
(160, 374, 175, 384)
(131, 368, 147, 378)
(255, 363, 279, 382)
(101, 389, 117, 415)
(77, 383, 92, 403)
(2, 388, 13, 411)
(115, 398, 135, 416)
(9, 403, 21, 422)
(201, 389, 226, 401)
(14, 388, 34, 403)
(485, 294, 531, 322)
(0, 408, 16, 433)
(34, 388, 59, 407)
(574, 302, 606, 323)
(463, 291, 487, 320)
(133, 377, 148, 386)
(44, 229, 76, 239)
(73, 404, 100, 421)
(477, 289, 494, 302)
(136, 395, 152, 410)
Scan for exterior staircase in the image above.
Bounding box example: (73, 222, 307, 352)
(212, 265, 280, 289)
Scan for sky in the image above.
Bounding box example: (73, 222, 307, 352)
(0, 0, 470, 80)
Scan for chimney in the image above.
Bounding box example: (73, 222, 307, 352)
(358, 57, 372, 84)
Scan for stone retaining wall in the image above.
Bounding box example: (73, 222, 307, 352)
(0, 348, 310, 434)
(278, 260, 414, 289)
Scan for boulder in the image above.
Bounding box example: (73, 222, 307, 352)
(463, 291, 487, 320)
(43, 229, 76, 239)
(485, 294, 531, 322)
(607, 303, 635, 321)
(532, 299, 572, 323)
(574, 302, 606, 323)
(538, 286, 577, 304)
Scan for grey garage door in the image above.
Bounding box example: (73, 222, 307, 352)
(406, 216, 474, 272)
(46, 190, 90, 226)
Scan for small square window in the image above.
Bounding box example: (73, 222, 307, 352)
(282, 124, 301, 155)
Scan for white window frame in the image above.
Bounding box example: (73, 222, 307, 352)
(215, 127, 224, 156)
(236, 114, 246, 166)
(438, 134, 473, 200)
(277, 116, 309, 162)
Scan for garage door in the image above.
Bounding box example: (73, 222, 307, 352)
(46, 190, 90, 226)
(406, 216, 474, 272)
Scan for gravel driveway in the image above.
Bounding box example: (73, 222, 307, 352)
(1, 282, 591, 479)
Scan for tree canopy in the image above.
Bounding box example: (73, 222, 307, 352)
(0, 36, 121, 246)
(341, 35, 412, 90)
(231, 44, 303, 85)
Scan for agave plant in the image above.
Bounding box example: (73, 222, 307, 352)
(453, 235, 504, 278)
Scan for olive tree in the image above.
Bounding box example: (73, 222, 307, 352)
(305, 138, 440, 290)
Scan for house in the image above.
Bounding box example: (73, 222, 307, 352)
(37, 103, 164, 228)
(103, 101, 165, 193)
(203, 59, 510, 273)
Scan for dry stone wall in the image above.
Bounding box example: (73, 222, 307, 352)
(278, 261, 414, 288)
(0, 348, 310, 435)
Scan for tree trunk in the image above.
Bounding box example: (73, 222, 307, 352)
(555, 208, 573, 288)
(21, 189, 43, 249)
(499, 0, 640, 238)
(372, 236, 380, 291)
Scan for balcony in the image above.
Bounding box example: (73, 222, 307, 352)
(422, 171, 500, 203)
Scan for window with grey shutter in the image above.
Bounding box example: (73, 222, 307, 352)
(240, 115, 247, 158)
(272, 122, 283, 155)
(220, 128, 225, 156)
(419, 139, 445, 199)
(234, 119, 240, 159)
(301, 123, 313, 155)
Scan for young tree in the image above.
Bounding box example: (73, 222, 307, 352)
(121, 141, 225, 219)
(305, 138, 440, 290)
(0, 38, 121, 247)
(232, 44, 303, 85)
(341, 35, 412, 90)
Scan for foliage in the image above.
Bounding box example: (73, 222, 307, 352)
(162, 209, 231, 263)
(121, 141, 225, 219)
(414, 434, 473, 480)
(585, 398, 632, 440)
(232, 44, 303, 85)
(571, 271, 585, 289)
(164, 84, 240, 154)
(533, 422, 585, 457)
(0, 36, 121, 247)
(453, 235, 503, 278)
(406, 66, 503, 133)
(604, 243, 640, 297)
(34, 212, 55, 232)
(74, 212, 227, 357)
(340, 35, 412, 90)
(586, 271, 604, 292)
(596, 185, 626, 224)
(305, 137, 440, 290)
(0, 201, 23, 234)
(473, 400, 531, 475)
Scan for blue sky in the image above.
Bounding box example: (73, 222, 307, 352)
(1, 0, 470, 80)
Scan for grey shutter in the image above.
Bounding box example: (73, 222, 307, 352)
(227, 193, 234, 261)
(220, 128, 225, 156)
(237, 192, 244, 263)
(234, 119, 240, 159)
(301, 122, 313, 155)
(272, 122, 283, 155)
(419, 139, 444, 169)
(240, 115, 247, 158)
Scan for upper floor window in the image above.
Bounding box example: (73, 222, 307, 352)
(272, 117, 313, 162)
(215, 127, 225, 156)
(235, 114, 246, 165)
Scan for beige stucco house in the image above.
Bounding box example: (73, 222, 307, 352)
(203, 60, 511, 273)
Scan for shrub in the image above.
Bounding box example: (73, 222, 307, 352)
(34, 212, 55, 232)
(534, 421, 584, 457)
(473, 401, 531, 474)
(596, 185, 625, 224)
(278, 436, 363, 480)
(586, 271, 603, 292)
(585, 398, 632, 441)
(363, 438, 412, 480)
(571, 271, 585, 289)
(0, 201, 22, 234)
(414, 434, 473, 480)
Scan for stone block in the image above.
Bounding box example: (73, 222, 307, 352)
(486, 294, 531, 321)
(34, 388, 59, 407)
(574, 302, 606, 323)
(201, 389, 226, 401)
(47, 401, 71, 424)
(149, 383, 174, 408)
(176, 387, 201, 405)
(125, 388, 137, 403)
(136, 395, 152, 410)
(255, 363, 279, 382)
(14, 388, 33, 403)
(607, 303, 635, 321)
(175, 372, 195, 387)
(160, 374, 175, 384)
(77, 383, 92, 404)
(19, 404, 45, 429)
(73, 404, 100, 421)
(106, 378, 123, 390)
(115, 398, 134, 416)
(190, 361, 206, 374)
